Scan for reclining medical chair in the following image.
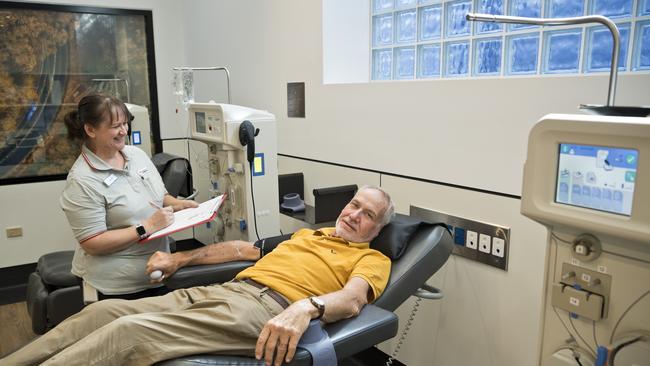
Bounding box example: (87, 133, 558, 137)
(157, 213, 453, 365)
(25, 153, 196, 335)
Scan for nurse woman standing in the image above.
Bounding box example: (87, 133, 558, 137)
(61, 94, 198, 300)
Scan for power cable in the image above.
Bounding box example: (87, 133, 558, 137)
(609, 289, 650, 344)
(249, 162, 261, 241)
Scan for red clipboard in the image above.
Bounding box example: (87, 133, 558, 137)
(140, 194, 226, 243)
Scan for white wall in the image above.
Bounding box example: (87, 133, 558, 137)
(180, 0, 650, 196)
(0, 0, 187, 267)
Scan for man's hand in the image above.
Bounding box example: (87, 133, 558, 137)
(255, 299, 316, 366)
(146, 251, 180, 282)
(253, 277, 372, 364)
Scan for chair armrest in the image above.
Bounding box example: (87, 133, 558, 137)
(163, 261, 255, 289)
(318, 303, 398, 360)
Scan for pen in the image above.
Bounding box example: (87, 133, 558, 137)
(149, 201, 162, 209)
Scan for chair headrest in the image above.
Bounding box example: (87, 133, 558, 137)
(370, 214, 422, 260)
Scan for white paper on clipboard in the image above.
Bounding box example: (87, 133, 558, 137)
(140, 194, 225, 242)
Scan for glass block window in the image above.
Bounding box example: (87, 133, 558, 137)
(394, 46, 416, 79)
(543, 29, 582, 73)
(589, 0, 633, 18)
(418, 43, 442, 77)
(507, 33, 540, 74)
(419, 5, 442, 41)
(640, 0, 650, 16)
(509, 0, 541, 30)
(370, 0, 650, 80)
(396, 9, 418, 43)
(373, 14, 394, 46)
(374, 0, 395, 13)
(397, 0, 418, 8)
(634, 20, 650, 70)
(585, 23, 630, 72)
(445, 1, 473, 37)
(444, 40, 470, 76)
(474, 37, 503, 75)
(373, 49, 393, 79)
(547, 0, 584, 18)
(476, 0, 504, 34)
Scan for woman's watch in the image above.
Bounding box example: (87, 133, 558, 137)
(309, 296, 325, 320)
(136, 223, 148, 240)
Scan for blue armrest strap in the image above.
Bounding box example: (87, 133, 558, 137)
(297, 320, 337, 366)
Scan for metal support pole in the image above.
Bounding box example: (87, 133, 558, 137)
(466, 13, 620, 106)
(171, 66, 232, 104)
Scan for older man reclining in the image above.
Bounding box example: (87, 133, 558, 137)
(2, 185, 395, 366)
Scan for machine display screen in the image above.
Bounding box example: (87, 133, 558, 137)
(555, 143, 638, 216)
(195, 111, 206, 134)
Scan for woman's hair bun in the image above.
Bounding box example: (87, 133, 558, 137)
(63, 110, 84, 140)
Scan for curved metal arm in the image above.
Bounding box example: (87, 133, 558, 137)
(181, 189, 199, 201)
(466, 13, 620, 107)
(414, 283, 443, 300)
(172, 66, 231, 104)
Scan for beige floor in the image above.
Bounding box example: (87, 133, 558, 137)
(0, 302, 38, 358)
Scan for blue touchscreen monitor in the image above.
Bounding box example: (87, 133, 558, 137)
(556, 143, 638, 216)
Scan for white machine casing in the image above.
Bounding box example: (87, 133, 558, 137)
(521, 113, 650, 257)
(521, 113, 650, 366)
(188, 102, 279, 242)
(126, 103, 152, 157)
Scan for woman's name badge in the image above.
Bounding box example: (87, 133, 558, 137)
(137, 167, 149, 179)
(104, 174, 118, 187)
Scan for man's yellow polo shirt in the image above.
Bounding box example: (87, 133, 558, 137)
(236, 227, 391, 303)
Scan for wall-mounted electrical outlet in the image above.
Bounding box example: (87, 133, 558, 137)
(492, 237, 505, 258)
(410, 206, 510, 271)
(467, 230, 478, 249)
(479, 234, 491, 253)
(6, 226, 23, 238)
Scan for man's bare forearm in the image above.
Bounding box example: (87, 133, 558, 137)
(317, 276, 369, 323)
(284, 276, 370, 324)
(173, 240, 259, 268)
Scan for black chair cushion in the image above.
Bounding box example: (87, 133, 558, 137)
(38, 251, 78, 287)
(371, 214, 421, 259)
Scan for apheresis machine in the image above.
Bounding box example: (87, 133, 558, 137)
(521, 114, 650, 366)
(187, 102, 279, 243)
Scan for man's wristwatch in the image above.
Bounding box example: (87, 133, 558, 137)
(309, 296, 325, 320)
(135, 223, 148, 240)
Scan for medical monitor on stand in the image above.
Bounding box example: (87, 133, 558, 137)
(521, 113, 650, 366)
(521, 113, 650, 257)
(187, 102, 279, 243)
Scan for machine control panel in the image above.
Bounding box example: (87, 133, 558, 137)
(551, 262, 611, 320)
(189, 103, 226, 144)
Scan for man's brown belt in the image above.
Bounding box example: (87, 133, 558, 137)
(236, 278, 290, 309)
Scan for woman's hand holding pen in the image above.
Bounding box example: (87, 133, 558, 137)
(144, 202, 174, 234)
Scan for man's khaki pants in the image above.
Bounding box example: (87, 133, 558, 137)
(1, 281, 285, 366)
